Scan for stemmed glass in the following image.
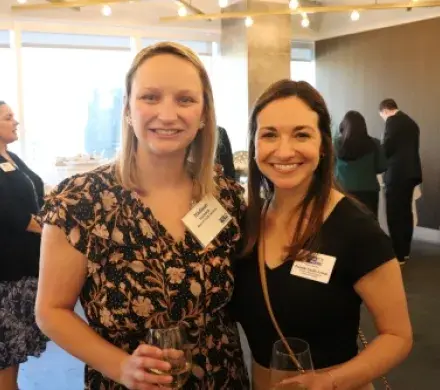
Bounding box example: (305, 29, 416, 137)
(270, 337, 314, 389)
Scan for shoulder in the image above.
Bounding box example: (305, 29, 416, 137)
(326, 195, 395, 283)
(48, 163, 117, 198)
(213, 170, 245, 216)
(8, 151, 20, 162)
(215, 169, 243, 195)
(8, 152, 27, 170)
(42, 163, 121, 229)
(325, 192, 379, 233)
(217, 126, 227, 136)
(329, 195, 392, 253)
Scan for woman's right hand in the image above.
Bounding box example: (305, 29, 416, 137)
(119, 344, 173, 390)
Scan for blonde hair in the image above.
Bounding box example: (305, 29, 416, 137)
(116, 41, 217, 197)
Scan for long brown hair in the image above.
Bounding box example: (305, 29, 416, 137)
(115, 41, 217, 197)
(243, 80, 335, 261)
(337, 110, 375, 161)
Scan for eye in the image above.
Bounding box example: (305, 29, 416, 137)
(141, 94, 159, 102)
(178, 96, 196, 104)
(295, 131, 311, 139)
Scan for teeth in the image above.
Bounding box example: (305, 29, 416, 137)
(273, 164, 299, 172)
(154, 129, 179, 135)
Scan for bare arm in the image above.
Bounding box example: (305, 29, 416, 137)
(36, 225, 130, 382)
(36, 225, 172, 389)
(329, 259, 412, 389)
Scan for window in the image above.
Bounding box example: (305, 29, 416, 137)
(0, 30, 20, 154)
(21, 33, 132, 183)
(290, 41, 316, 86)
(290, 61, 316, 86)
(0, 31, 16, 108)
(141, 38, 213, 76)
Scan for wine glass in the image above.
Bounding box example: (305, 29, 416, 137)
(146, 326, 192, 389)
(270, 337, 314, 389)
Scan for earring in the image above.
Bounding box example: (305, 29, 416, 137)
(199, 121, 205, 129)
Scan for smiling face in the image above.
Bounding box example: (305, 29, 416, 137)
(255, 96, 322, 192)
(0, 104, 19, 146)
(127, 53, 204, 158)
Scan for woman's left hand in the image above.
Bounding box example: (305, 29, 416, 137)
(274, 371, 335, 390)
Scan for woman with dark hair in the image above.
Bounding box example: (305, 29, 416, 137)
(0, 101, 48, 390)
(334, 110, 387, 217)
(232, 81, 412, 390)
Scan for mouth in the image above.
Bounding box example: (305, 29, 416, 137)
(271, 163, 303, 173)
(149, 129, 182, 137)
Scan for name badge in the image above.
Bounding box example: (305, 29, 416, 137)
(0, 162, 16, 172)
(182, 195, 232, 248)
(290, 253, 336, 284)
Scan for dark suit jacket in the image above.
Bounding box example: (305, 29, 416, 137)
(382, 111, 422, 186)
(216, 126, 236, 180)
(0, 152, 44, 281)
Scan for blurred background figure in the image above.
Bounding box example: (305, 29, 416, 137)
(334, 110, 387, 218)
(379, 99, 422, 265)
(216, 126, 236, 179)
(0, 101, 48, 390)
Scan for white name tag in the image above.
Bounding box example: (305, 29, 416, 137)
(290, 253, 336, 284)
(0, 162, 16, 172)
(182, 195, 232, 248)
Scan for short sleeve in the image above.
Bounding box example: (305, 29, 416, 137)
(346, 213, 395, 284)
(39, 174, 100, 260)
(215, 171, 247, 252)
(216, 172, 246, 224)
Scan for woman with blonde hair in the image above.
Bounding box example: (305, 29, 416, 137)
(36, 42, 249, 390)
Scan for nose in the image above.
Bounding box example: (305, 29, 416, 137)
(157, 96, 178, 123)
(273, 135, 296, 159)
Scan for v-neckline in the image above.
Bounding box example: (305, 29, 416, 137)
(125, 187, 194, 247)
(261, 197, 347, 271)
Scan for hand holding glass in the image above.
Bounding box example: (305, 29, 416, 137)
(146, 326, 192, 389)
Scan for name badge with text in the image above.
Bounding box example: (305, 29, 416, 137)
(0, 162, 16, 172)
(182, 195, 232, 248)
(290, 253, 336, 284)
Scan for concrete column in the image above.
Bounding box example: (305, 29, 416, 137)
(217, 1, 292, 151)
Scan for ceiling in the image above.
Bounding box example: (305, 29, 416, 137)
(2, 0, 440, 40)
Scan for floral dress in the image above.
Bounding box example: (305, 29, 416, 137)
(40, 164, 249, 390)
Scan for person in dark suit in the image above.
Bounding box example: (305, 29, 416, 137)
(379, 98, 422, 265)
(0, 101, 48, 389)
(216, 126, 236, 180)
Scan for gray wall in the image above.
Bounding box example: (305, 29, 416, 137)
(316, 17, 440, 230)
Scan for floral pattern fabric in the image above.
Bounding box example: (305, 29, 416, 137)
(40, 164, 249, 390)
(0, 277, 49, 369)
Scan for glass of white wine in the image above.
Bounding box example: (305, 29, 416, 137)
(146, 326, 192, 389)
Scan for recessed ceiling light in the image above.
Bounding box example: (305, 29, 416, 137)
(289, 0, 299, 10)
(301, 17, 310, 28)
(350, 10, 360, 21)
(178, 5, 187, 17)
(17, 0, 27, 4)
(219, 0, 228, 8)
(245, 16, 254, 27)
(101, 5, 112, 16)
